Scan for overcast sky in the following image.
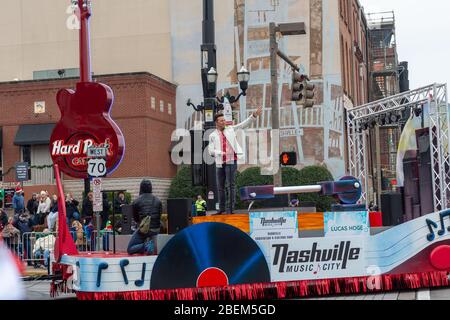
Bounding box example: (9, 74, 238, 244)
(359, 0, 450, 91)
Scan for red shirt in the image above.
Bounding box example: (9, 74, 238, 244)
(220, 130, 237, 163)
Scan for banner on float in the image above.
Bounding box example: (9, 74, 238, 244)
(324, 211, 370, 238)
(250, 211, 298, 241)
(269, 237, 367, 282)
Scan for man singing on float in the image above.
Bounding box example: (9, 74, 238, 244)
(209, 106, 262, 215)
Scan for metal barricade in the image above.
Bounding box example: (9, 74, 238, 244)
(2, 232, 22, 258)
(18, 228, 114, 266)
(21, 232, 57, 267)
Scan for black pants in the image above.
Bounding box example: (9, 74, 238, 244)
(216, 162, 237, 214)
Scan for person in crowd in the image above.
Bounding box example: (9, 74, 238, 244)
(0, 202, 7, 231)
(101, 193, 111, 230)
(32, 229, 55, 269)
(195, 195, 207, 217)
(47, 194, 59, 232)
(127, 179, 162, 255)
(12, 187, 25, 215)
(36, 191, 51, 226)
(65, 193, 80, 226)
(208, 107, 263, 214)
(82, 192, 94, 226)
(114, 192, 129, 214)
(13, 212, 33, 265)
(2, 217, 21, 254)
(26, 193, 39, 217)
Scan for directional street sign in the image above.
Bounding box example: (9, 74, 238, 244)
(87, 147, 108, 158)
(93, 178, 103, 212)
(88, 158, 107, 178)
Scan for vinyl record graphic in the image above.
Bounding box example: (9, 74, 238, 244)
(150, 223, 270, 290)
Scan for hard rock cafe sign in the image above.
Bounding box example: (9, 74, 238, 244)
(50, 1, 124, 179)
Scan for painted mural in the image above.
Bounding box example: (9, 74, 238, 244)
(170, 0, 347, 179)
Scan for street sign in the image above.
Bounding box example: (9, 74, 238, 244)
(93, 178, 103, 212)
(205, 110, 213, 123)
(15, 162, 29, 182)
(87, 147, 108, 158)
(88, 158, 107, 178)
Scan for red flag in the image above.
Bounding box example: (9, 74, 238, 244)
(53, 164, 79, 262)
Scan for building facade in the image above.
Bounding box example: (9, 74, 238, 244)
(0, 72, 176, 203)
(172, 0, 369, 179)
(0, 0, 173, 83)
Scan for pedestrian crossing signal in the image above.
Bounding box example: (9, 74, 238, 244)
(280, 152, 297, 166)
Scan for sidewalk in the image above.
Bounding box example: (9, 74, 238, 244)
(24, 265, 49, 278)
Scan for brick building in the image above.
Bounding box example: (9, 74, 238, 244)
(339, 0, 370, 107)
(0, 72, 177, 204)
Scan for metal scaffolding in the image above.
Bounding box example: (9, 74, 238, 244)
(347, 84, 450, 212)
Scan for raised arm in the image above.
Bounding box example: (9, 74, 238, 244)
(233, 106, 263, 130)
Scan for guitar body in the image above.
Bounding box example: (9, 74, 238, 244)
(50, 82, 125, 179)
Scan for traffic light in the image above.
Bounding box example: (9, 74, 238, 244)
(291, 71, 315, 108)
(280, 152, 297, 166)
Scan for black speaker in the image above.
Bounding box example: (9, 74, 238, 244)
(416, 129, 434, 215)
(120, 205, 133, 235)
(167, 198, 192, 234)
(381, 192, 404, 226)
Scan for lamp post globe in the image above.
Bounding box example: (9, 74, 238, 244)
(237, 65, 250, 93)
(207, 67, 218, 84)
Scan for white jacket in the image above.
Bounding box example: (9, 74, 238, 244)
(33, 234, 56, 255)
(208, 115, 256, 167)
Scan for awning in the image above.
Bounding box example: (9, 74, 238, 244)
(14, 123, 56, 146)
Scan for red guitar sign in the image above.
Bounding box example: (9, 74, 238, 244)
(50, 0, 124, 178)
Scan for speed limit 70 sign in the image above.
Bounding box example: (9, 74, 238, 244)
(88, 158, 107, 178)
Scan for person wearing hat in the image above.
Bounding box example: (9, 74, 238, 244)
(12, 187, 25, 215)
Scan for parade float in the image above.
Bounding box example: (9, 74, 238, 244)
(49, 0, 450, 300)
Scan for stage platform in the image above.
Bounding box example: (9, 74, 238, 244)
(192, 211, 383, 233)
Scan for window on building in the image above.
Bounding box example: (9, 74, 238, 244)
(168, 103, 172, 115)
(33, 68, 80, 80)
(160, 100, 164, 113)
(21, 145, 53, 185)
(341, 35, 347, 93)
(21, 145, 32, 180)
(151, 97, 156, 110)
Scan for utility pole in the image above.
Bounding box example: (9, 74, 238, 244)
(269, 23, 282, 187)
(269, 22, 307, 187)
(201, 0, 218, 211)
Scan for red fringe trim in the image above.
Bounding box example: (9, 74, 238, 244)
(75, 271, 450, 300)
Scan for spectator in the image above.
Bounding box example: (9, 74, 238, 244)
(65, 193, 80, 226)
(12, 187, 25, 215)
(127, 179, 162, 255)
(114, 192, 129, 214)
(0, 202, 7, 231)
(82, 192, 94, 226)
(36, 191, 51, 226)
(26, 193, 39, 216)
(32, 229, 55, 269)
(2, 217, 21, 254)
(13, 212, 33, 265)
(101, 193, 111, 230)
(47, 195, 59, 232)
